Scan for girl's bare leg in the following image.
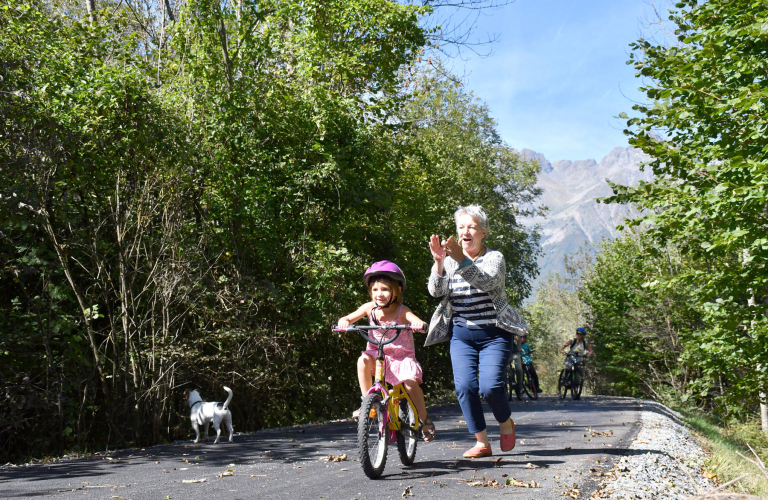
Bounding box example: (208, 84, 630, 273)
(356, 354, 375, 395)
(402, 379, 427, 420)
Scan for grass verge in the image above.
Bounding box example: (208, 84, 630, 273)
(678, 410, 768, 497)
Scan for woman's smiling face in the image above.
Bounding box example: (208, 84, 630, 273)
(456, 214, 486, 257)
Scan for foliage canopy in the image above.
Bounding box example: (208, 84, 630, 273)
(0, 0, 540, 461)
(599, 0, 768, 413)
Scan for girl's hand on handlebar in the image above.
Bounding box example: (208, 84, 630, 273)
(337, 317, 351, 329)
(409, 320, 426, 332)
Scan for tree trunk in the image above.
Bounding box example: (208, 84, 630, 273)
(42, 210, 109, 397)
(218, 16, 234, 91)
(744, 250, 765, 433)
(164, 0, 175, 22)
(85, 0, 97, 24)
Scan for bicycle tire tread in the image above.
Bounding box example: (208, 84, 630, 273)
(357, 393, 387, 478)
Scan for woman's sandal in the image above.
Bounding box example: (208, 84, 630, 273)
(421, 416, 436, 442)
(500, 419, 516, 452)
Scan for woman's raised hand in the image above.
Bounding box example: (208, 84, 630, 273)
(429, 234, 446, 263)
(443, 235, 464, 262)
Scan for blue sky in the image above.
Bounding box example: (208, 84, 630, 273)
(451, 0, 658, 163)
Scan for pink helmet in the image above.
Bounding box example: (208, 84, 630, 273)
(363, 260, 406, 290)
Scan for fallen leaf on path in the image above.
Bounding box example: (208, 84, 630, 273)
(525, 463, 538, 469)
(562, 484, 581, 498)
(402, 485, 413, 497)
(182, 478, 206, 484)
(325, 454, 348, 462)
(468, 478, 501, 487)
(218, 469, 234, 477)
(505, 477, 540, 488)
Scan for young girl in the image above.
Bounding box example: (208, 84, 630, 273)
(337, 260, 435, 442)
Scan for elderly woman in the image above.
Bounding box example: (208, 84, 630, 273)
(427, 205, 527, 458)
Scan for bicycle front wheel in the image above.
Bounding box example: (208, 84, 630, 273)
(357, 393, 388, 479)
(571, 370, 584, 400)
(396, 399, 418, 466)
(557, 370, 567, 400)
(507, 361, 515, 401)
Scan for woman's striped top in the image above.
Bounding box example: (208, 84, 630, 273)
(449, 254, 497, 329)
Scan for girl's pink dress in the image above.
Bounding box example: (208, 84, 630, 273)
(364, 305, 423, 385)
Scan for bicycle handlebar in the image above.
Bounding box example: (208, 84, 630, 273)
(332, 324, 423, 346)
(563, 352, 591, 362)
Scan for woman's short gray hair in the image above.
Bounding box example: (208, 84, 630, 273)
(454, 205, 489, 233)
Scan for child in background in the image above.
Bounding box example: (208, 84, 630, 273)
(337, 260, 435, 442)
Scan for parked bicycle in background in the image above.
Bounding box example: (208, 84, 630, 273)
(518, 334, 540, 400)
(558, 327, 595, 400)
(506, 336, 523, 401)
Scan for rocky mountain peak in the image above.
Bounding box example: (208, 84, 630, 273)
(522, 145, 652, 296)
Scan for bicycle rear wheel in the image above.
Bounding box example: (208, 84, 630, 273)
(523, 368, 538, 400)
(507, 356, 522, 401)
(357, 393, 388, 478)
(557, 370, 567, 400)
(396, 399, 418, 466)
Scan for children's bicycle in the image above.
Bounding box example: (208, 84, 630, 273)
(332, 324, 422, 479)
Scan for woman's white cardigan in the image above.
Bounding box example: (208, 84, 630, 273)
(426, 249, 527, 345)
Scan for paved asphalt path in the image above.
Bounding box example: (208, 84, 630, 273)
(1, 396, 641, 500)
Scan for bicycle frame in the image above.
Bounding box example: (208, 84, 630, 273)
(564, 353, 585, 374)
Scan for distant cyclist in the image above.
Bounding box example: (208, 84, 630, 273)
(560, 327, 595, 360)
(517, 334, 541, 393)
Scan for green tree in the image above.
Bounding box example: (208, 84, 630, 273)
(0, 0, 541, 462)
(396, 64, 542, 305)
(609, 0, 768, 419)
(580, 232, 704, 400)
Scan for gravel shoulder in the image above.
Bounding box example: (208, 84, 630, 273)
(591, 399, 717, 500)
